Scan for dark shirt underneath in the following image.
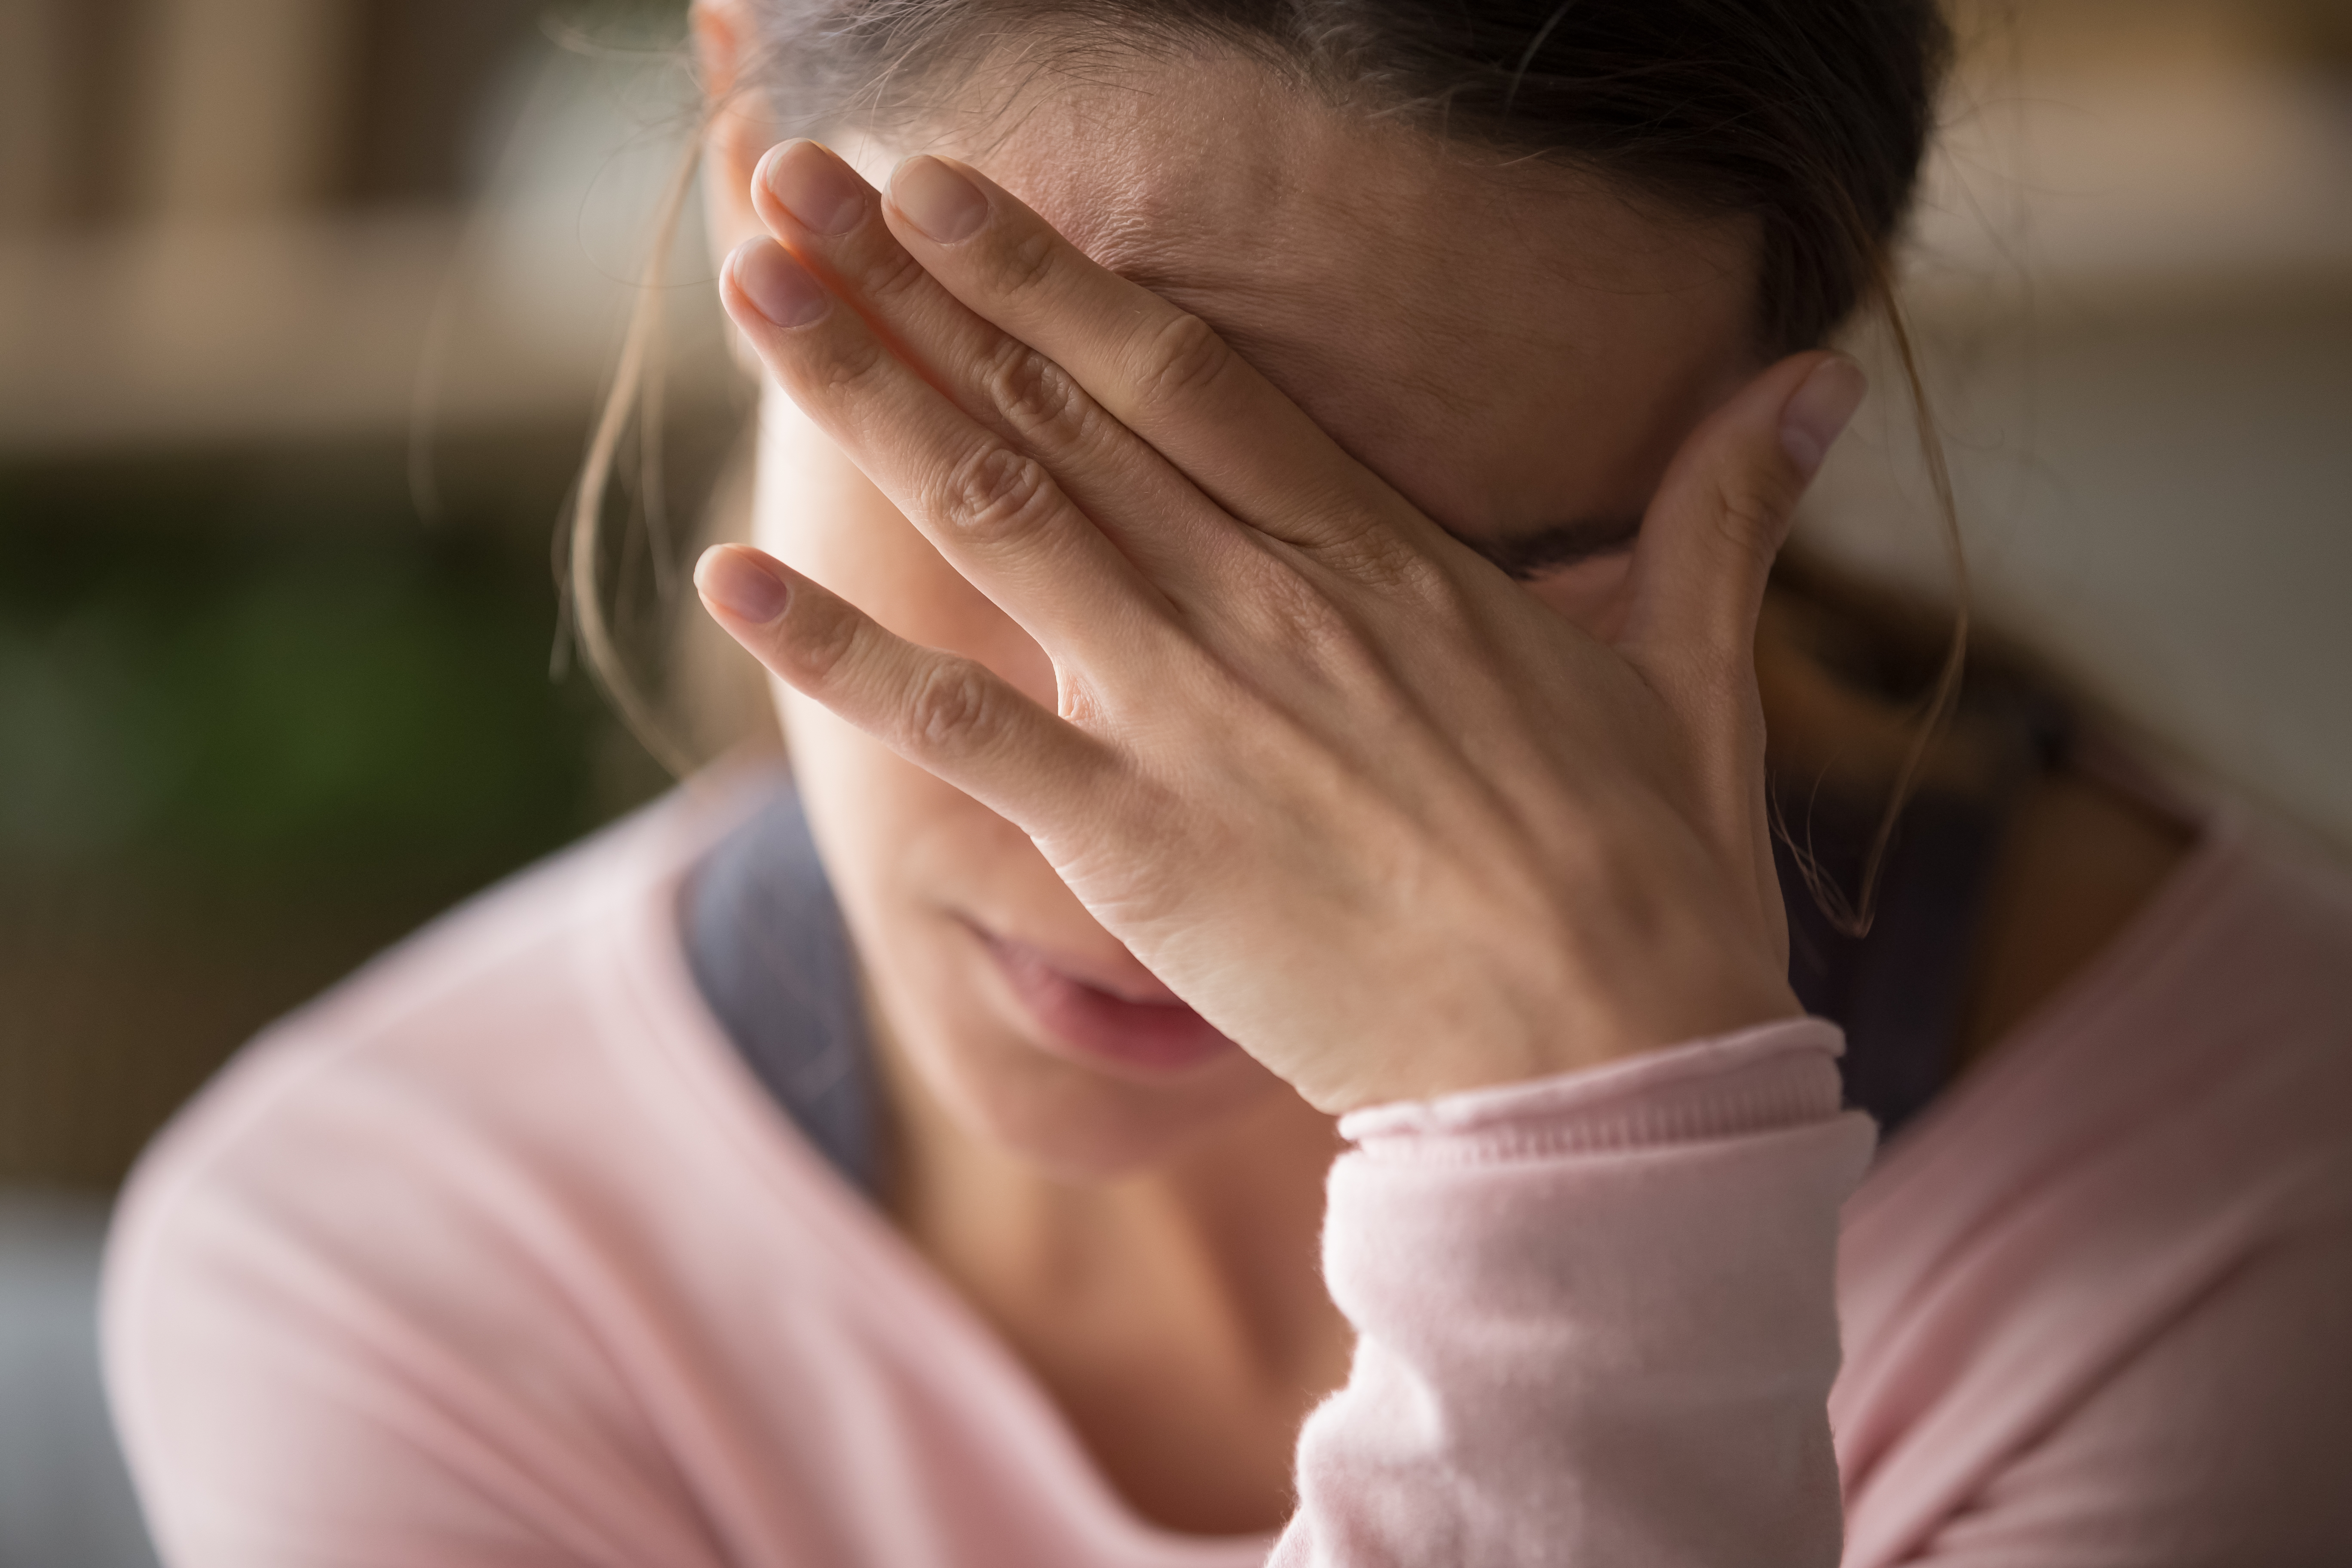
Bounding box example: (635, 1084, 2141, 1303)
(681, 788, 881, 1194)
(685, 701, 2065, 1198)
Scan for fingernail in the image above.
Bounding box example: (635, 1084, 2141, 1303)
(696, 545, 791, 623)
(729, 238, 828, 328)
(890, 156, 988, 244)
(1779, 355, 1868, 478)
(761, 139, 867, 236)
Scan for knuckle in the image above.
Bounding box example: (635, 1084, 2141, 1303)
(781, 590, 863, 685)
(1056, 671, 1111, 729)
(1403, 553, 1485, 633)
(1132, 310, 1234, 413)
(941, 443, 1060, 545)
(980, 224, 1060, 302)
(805, 323, 891, 399)
(1322, 524, 1434, 597)
(855, 243, 934, 309)
(978, 338, 1093, 452)
(1708, 473, 1794, 565)
(903, 659, 996, 750)
(1246, 554, 1355, 651)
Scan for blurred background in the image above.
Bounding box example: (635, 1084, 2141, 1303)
(1, 3, 749, 1562)
(0, 0, 2347, 1562)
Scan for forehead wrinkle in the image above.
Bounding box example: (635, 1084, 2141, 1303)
(1097, 227, 1573, 410)
(991, 64, 1728, 386)
(959, 44, 1758, 321)
(967, 65, 1757, 537)
(1084, 239, 1587, 533)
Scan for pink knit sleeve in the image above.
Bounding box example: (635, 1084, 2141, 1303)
(1273, 1019, 1877, 1568)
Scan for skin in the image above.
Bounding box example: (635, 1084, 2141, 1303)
(686, 3, 2193, 1536)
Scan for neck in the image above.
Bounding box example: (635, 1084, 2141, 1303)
(873, 999, 1351, 1536)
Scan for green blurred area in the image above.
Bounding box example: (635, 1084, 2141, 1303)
(0, 436, 671, 1187)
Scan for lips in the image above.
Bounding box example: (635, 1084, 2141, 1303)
(974, 928, 1241, 1075)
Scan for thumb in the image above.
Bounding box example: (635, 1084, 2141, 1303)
(1621, 351, 1867, 684)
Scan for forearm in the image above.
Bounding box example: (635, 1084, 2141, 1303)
(1275, 1019, 1874, 1568)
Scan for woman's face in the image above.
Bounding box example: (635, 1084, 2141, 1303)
(729, 55, 1762, 1177)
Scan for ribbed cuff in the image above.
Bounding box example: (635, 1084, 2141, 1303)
(1337, 1017, 1848, 1165)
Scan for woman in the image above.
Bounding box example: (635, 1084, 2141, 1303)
(104, 0, 2352, 1562)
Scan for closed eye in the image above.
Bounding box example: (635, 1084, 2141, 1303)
(1447, 514, 1644, 582)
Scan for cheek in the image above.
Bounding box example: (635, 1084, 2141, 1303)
(749, 395, 1059, 909)
(753, 396, 1054, 703)
(1525, 554, 1635, 641)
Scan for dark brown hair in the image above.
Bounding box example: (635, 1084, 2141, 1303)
(744, 0, 1951, 355)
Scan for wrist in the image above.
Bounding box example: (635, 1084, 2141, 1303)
(1315, 963, 1801, 1115)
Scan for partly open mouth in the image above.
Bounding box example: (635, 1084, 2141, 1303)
(974, 927, 1240, 1075)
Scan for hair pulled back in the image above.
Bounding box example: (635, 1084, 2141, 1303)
(740, 0, 1952, 355)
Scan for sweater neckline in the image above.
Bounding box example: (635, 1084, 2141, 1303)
(579, 775, 1279, 1565)
(1835, 798, 2252, 1285)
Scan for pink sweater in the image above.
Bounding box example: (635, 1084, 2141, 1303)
(103, 777, 2352, 1566)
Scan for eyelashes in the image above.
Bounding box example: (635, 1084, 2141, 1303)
(1459, 514, 1644, 582)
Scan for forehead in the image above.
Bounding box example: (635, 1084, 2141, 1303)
(933, 55, 1761, 536)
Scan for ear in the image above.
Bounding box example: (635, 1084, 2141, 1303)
(692, 0, 778, 267)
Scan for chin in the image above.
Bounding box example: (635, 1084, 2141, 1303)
(783, 731, 1290, 1181)
(940, 1054, 1293, 1182)
(881, 921, 1298, 1183)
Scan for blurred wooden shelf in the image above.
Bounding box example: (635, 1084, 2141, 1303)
(5, 52, 2346, 456)
(1905, 63, 2352, 319)
(0, 202, 739, 458)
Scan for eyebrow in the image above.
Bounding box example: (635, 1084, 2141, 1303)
(1444, 513, 1645, 582)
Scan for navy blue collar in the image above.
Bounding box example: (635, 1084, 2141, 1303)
(680, 787, 881, 1194)
(1776, 684, 2070, 1137)
(683, 697, 2065, 1195)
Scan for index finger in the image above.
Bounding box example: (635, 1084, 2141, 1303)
(881, 153, 1418, 556)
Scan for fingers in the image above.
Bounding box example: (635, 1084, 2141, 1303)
(1621, 352, 1867, 688)
(694, 542, 1115, 821)
(880, 153, 1421, 557)
(749, 140, 1232, 588)
(720, 232, 1179, 668)
(1620, 351, 1864, 940)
